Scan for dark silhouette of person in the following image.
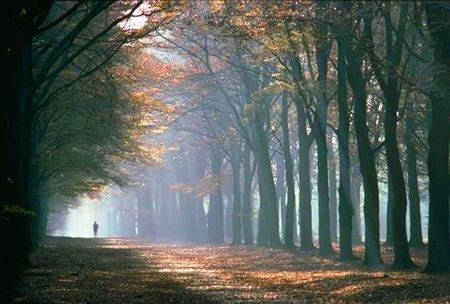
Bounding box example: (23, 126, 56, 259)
(93, 221, 99, 237)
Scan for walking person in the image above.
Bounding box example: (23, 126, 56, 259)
(93, 221, 99, 237)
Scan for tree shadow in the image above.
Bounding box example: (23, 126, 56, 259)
(16, 237, 220, 303)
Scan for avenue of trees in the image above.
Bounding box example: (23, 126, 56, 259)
(1, 0, 449, 299)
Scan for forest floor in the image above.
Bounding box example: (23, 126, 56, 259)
(14, 237, 450, 303)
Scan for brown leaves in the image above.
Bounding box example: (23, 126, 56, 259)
(17, 237, 450, 303)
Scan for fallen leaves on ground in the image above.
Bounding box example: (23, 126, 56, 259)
(15, 237, 450, 303)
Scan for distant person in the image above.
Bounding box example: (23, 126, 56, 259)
(93, 221, 99, 237)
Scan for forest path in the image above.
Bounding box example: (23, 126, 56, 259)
(15, 237, 450, 303)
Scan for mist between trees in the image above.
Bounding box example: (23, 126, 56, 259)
(1, 0, 449, 298)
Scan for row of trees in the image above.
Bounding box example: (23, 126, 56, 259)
(1, 2, 449, 299)
(130, 0, 448, 272)
(0, 1, 178, 299)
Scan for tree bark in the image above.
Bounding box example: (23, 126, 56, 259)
(328, 131, 338, 243)
(313, 36, 334, 255)
(336, 36, 355, 259)
(275, 153, 286, 241)
(385, 175, 394, 245)
(281, 93, 297, 248)
(351, 163, 362, 245)
(290, 54, 315, 251)
(405, 113, 424, 248)
(207, 148, 224, 244)
(242, 144, 253, 245)
(424, 3, 450, 272)
(343, 36, 383, 265)
(230, 142, 242, 245)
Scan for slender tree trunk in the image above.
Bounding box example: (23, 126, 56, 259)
(296, 104, 315, 251)
(364, 4, 413, 268)
(385, 175, 394, 245)
(242, 145, 253, 245)
(207, 148, 224, 244)
(281, 93, 297, 248)
(351, 164, 362, 245)
(194, 153, 207, 243)
(275, 153, 286, 240)
(328, 131, 338, 243)
(405, 114, 424, 247)
(424, 3, 450, 272)
(344, 45, 383, 265)
(313, 27, 334, 255)
(256, 169, 268, 246)
(231, 142, 242, 245)
(254, 101, 282, 247)
(336, 37, 355, 259)
(385, 99, 414, 268)
(225, 191, 233, 239)
(289, 54, 315, 251)
(336, 2, 382, 265)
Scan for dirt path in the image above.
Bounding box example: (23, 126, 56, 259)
(15, 237, 450, 303)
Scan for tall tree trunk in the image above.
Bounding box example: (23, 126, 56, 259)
(351, 164, 362, 245)
(328, 131, 338, 243)
(385, 175, 394, 245)
(336, 37, 355, 259)
(344, 42, 383, 266)
(336, 1, 382, 265)
(242, 144, 253, 245)
(424, 3, 450, 272)
(207, 148, 224, 244)
(1, 4, 51, 298)
(365, 4, 413, 268)
(312, 21, 334, 255)
(194, 153, 207, 243)
(405, 113, 424, 248)
(225, 191, 233, 239)
(281, 93, 297, 248)
(296, 104, 315, 251)
(231, 142, 242, 245)
(290, 53, 315, 251)
(275, 153, 286, 240)
(253, 101, 282, 247)
(385, 101, 414, 268)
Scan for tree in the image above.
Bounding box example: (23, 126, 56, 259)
(364, 2, 414, 269)
(424, 2, 450, 273)
(334, 11, 355, 259)
(338, 4, 383, 265)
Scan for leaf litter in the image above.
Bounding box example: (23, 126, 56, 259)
(15, 237, 450, 303)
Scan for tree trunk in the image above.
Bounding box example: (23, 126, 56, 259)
(275, 153, 286, 241)
(194, 153, 207, 243)
(405, 114, 424, 247)
(207, 148, 224, 244)
(336, 37, 355, 259)
(254, 100, 282, 247)
(328, 131, 338, 243)
(385, 97, 414, 268)
(225, 190, 233, 239)
(424, 3, 450, 272)
(231, 142, 242, 245)
(351, 164, 362, 245)
(385, 175, 394, 245)
(281, 93, 297, 248)
(242, 144, 253, 245)
(344, 44, 383, 265)
(289, 53, 315, 251)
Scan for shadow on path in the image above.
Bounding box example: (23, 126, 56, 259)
(15, 237, 219, 303)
